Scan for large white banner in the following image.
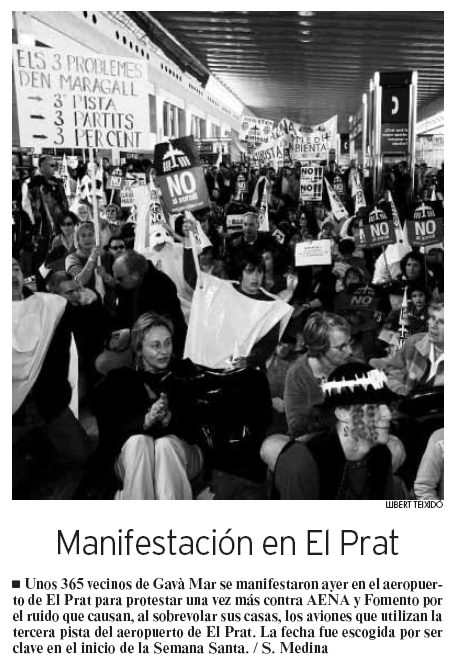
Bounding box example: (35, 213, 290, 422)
(12, 45, 150, 149)
(253, 115, 338, 164)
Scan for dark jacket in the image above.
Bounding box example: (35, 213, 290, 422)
(90, 363, 203, 463)
(275, 430, 394, 500)
(113, 261, 187, 357)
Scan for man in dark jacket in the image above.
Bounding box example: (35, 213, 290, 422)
(96, 251, 187, 375)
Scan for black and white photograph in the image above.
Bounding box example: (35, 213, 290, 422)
(7, 8, 450, 661)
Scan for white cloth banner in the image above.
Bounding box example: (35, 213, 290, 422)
(184, 273, 293, 369)
(12, 293, 67, 415)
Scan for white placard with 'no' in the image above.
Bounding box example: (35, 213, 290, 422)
(12, 45, 150, 150)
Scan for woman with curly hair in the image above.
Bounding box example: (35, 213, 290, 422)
(271, 362, 406, 499)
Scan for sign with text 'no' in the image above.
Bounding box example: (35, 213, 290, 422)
(154, 136, 210, 215)
(406, 217, 443, 247)
(300, 166, 324, 202)
(12, 45, 149, 150)
(354, 219, 396, 249)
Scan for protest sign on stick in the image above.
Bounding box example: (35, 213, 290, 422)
(154, 137, 210, 215)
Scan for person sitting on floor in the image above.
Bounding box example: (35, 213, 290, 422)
(12, 257, 93, 498)
(264, 362, 406, 499)
(91, 313, 204, 500)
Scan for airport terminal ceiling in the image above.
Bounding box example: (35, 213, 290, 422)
(132, 11, 443, 126)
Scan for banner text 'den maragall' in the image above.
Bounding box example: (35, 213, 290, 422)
(12, 46, 150, 150)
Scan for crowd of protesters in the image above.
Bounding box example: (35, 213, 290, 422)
(12, 150, 444, 500)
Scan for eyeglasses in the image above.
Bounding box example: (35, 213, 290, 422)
(110, 245, 125, 251)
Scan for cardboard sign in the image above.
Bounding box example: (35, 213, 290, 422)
(406, 217, 444, 247)
(154, 136, 210, 215)
(300, 166, 324, 202)
(107, 169, 123, 190)
(226, 214, 244, 233)
(295, 239, 332, 267)
(120, 187, 135, 208)
(12, 45, 149, 149)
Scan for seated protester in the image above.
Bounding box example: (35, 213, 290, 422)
(414, 428, 444, 500)
(98, 235, 127, 321)
(424, 247, 444, 295)
(333, 267, 389, 360)
(404, 282, 430, 336)
(46, 211, 78, 271)
(46, 271, 110, 391)
(91, 313, 203, 500)
(225, 211, 275, 280)
(65, 221, 100, 291)
(262, 248, 287, 295)
(199, 246, 229, 279)
(369, 296, 444, 396)
(285, 263, 337, 343)
(297, 207, 320, 240)
(184, 230, 284, 372)
(333, 236, 371, 290)
(272, 362, 407, 499)
(96, 250, 187, 375)
(391, 250, 435, 294)
(193, 207, 223, 258)
(284, 313, 353, 439)
(12, 258, 93, 497)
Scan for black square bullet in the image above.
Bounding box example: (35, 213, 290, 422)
(12, 580, 20, 588)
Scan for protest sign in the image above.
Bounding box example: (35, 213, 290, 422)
(107, 168, 123, 190)
(406, 217, 444, 247)
(226, 214, 244, 233)
(235, 174, 247, 200)
(295, 239, 332, 267)
(353, 211, 396, 250)
(300, 166, 324, 202)
(154, 136, 210, 215)
(12, 45, 149, 149)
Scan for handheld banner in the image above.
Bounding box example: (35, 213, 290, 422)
(295, 239, 332, 267)
(12, 45, 149, 149)
(258, 186, 269, 232)
(300, 166, 324, 202)
(325, 177, 348, 222)
(154, 137, 210, 215)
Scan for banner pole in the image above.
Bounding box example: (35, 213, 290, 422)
(89, 147, 101, 249)
(382, 246, 392, 282)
